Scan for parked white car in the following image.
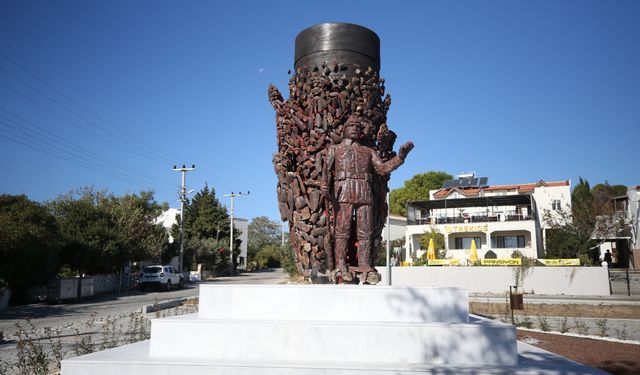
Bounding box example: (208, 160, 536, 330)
(140, 265, 184, 291)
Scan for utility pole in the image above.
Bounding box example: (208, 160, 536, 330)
(281, 221, 286, 246)
(173, 164, 195, 273)
(224, 191, 249, 275)
(386, 192, 391, 286)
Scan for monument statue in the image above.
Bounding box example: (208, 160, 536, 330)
(269, 23, 413, 283)
(321, 114, 413, 283)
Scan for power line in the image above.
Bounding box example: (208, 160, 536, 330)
(0, 121, 174, 195)
(0, 53, 255, 201)
(0, 109, 176, 187)
(0, 51, 176, 164)
(0, 51, 279, 217)
(0, 79, 177, 166)
(0, 130, 175, 197)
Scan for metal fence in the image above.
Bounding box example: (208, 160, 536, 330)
(609, 269, 640, 296)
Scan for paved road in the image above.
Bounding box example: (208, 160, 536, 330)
(0, 268, 288, 337)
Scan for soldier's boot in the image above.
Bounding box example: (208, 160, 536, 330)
(356, 238, 376, 274)
(332, 238, 353, 282)
(352, 237, 379, 284)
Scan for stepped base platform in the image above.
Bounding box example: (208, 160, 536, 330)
(61, 285, 606, 374)
(150, 314, 517, 365)
(62, 339, 607, 374)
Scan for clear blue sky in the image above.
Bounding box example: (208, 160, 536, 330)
(1, 1, 638, 221)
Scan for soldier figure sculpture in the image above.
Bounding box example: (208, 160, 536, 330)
(321, 114, 413, 283)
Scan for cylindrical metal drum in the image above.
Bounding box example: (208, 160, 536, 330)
(294, 23, 380, 76)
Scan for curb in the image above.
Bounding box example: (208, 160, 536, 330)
(141, 298, 187, 314)
(517, 326, 640, 345)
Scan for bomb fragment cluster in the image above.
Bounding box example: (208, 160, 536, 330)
(269, 63, 399, 280)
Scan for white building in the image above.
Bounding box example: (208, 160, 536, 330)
(629, 186, 640, 269)
(381, 214, 407, 263)
(235, 217, 249, 270)
(155, 208, 180, 242)
(381, 214, 407, 242)
(405, 176, 571, 263)
(156, 209, 250, 270)
(594, 186, 640, 269)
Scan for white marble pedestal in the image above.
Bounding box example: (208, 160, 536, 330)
(61, 284, 606, 374)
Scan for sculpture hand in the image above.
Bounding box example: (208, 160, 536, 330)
(268, 84, 284, 109)
(399, 141, 414, 160)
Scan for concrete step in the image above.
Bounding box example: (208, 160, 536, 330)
(149, 313, 517, 366)
(62, 340, 608, 375)
(198, 284, 469, 323)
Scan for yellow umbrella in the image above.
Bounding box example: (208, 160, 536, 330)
(469, 239, 478, 264)
(427, 238, 436, 260)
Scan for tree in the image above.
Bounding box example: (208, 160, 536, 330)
(172, 184, 235, 272)
(248, 216, 282, 265)
(49, 189, 122, 275)
(254, 244, 283, 268)
(184, 184, 230, 241)
(420, 227, 445, 256)
(543, 177, 630, 263)
(246, 216, 285, 270)
(49, 188, 168, 275)
(184, 236, 225, 272)
(105, 191, 169, 263)
(389, 171, 452, 216)
(375, 238, 405, 266)
(0, 195, 60, 303)
(592, 181, 627, 216)
(543, 177, 596, 261)
(544, 227, 583, 259)
(571, 177, 595, 229)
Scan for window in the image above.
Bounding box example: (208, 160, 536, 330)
(551, 199, 561, 211)
(496, 235, 525, 248)
(454, 237, 482, 249)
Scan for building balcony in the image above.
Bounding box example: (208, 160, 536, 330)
(408, 214, 533, 226)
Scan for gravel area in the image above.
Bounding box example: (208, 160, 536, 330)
(0, 303, 198, 375)
(517, 329, 640, 375)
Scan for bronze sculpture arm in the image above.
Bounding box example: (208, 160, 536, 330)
(320, 147, 335, 198)
(373, 141, 414, 176)
(268, 84, 284, 110)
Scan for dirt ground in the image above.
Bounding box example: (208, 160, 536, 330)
(471, 300, 640, 374)
(470, 301, 640, 319)
(517, 329, 640, 375)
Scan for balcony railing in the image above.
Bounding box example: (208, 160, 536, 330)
(408, 214, 533, 226)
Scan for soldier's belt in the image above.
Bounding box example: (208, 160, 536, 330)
(336, 172, 372, 182)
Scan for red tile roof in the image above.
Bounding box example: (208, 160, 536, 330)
(433, 188, 480, 199)
(432, 180, 569, 199)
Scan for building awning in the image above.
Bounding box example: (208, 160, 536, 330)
(408, 194, 533, 210)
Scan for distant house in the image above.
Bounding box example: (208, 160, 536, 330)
(381, 214, 407, 262)
(235, 217, 249, 270)
(405, 174, 571, 263)
(381, 214, 407, 242)
(592, 186, 640, 269)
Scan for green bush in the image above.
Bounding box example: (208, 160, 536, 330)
(279, 244, 299, 277)
(253, 244, 299, 277)
(255, 245, 282, 268)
